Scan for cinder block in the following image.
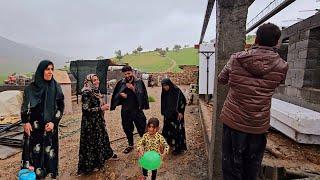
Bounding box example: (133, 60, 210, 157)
(307, 48, 320, 59)
(296, 40, 309, 50)
(286, 86, 298, 97)
(288, 43, 296, 52)
(298, 50, 308, 59)
(293, 59, 306, 69)
(306, 59, 318, 69)
(299, 30, 310, 41)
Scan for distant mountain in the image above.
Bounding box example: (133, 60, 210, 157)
(0, 36, 67, 74)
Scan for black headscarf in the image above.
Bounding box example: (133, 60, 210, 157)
(161, 78, 183, 117)
(22, 60, 63, 122)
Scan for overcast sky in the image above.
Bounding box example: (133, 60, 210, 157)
(0, 0, 318, 59)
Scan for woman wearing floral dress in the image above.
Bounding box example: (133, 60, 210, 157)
(21, 60, 64, 179)
(161, 78, 187, 155)
(77, 74, 117, 175)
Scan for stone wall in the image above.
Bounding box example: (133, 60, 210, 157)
(276, 13, 320, 112)
(149, 65, 198, 85)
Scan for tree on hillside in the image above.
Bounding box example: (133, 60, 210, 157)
(173, 44, 181, 51)
(155, 48, 161, 52)
(159, 49, 166, 57)
(132, 49, 138, 55)
(166, 47, 169, 51)
(115, 50, 123, 62)
(184, 45, 189, 48)
(137, 45, 143, 53)
(96, 56, 104, 60)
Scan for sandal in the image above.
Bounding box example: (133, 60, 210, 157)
(110, 153, 119, 160)
(122, 146, 134, 154)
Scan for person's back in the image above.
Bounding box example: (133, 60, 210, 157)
(218, 23, 288, 180)
(218, 45, 288, 133)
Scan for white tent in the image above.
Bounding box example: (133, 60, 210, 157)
(0, 90, 23, 117)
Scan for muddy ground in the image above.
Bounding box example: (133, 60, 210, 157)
(1, 85, 319, 179)
(0, 86, 208, 180)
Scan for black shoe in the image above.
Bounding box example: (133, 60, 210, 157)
(123, 146, 134, 154)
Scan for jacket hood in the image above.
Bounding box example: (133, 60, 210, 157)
(236, 46, 281, 76)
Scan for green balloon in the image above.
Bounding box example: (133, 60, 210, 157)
(139, 151, 162, 170)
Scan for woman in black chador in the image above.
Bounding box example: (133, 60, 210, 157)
(77, 74, 117, 175)
(161, 78, 187, 155)
(21, 60, 64, 179)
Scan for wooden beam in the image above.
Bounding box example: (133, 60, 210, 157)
(199, 0, 216, 44)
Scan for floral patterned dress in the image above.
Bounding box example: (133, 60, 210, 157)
(77, 90, 114, 174)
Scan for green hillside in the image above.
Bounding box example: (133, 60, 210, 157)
(113, 47, 198, 73)
(0, 74, 6, 85)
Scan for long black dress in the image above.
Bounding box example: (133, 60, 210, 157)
(161, 78, 187, 154)
(77, 90, 114, 174)
(21, 60, 64, 179)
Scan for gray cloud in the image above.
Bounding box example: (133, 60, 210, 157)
(0, 0, 318, 59)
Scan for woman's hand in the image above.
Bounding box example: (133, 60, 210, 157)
(101, 104, 110, 111)
(23, 123, 32, 136)
(138, 149, 144, 157)
(45, 122, 54, 132)
(178, 113, 184, 120)
(120, 93, 127, 99)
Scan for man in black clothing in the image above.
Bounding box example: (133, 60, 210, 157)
(110, 65, 149, 153)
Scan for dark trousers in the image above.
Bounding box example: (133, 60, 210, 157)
(121, 109, 147, 146)
(143, 168, 157, 180)
(222, 124, 266, 180)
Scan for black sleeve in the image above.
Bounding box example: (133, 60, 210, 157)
(141, 80, 149, 110)
(53, 84, 65, 124)
(21, 86, 30, 123)
(177, 90, 186, 114)
(110, 80, 124, 110)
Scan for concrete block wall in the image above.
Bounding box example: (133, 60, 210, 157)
(276, 13, 320, 112)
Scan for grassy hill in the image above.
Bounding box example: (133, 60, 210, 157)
(0, 74, 6, 85)
(113, 47, 198, 73)
(167, 48, 198, 72)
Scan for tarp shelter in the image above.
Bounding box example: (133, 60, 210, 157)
(70, 59, 111, 97)
(0, 91, 22, 124)
(54, 70, 73, 114)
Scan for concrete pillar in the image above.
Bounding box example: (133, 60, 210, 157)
(209, 0, 254, 179)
